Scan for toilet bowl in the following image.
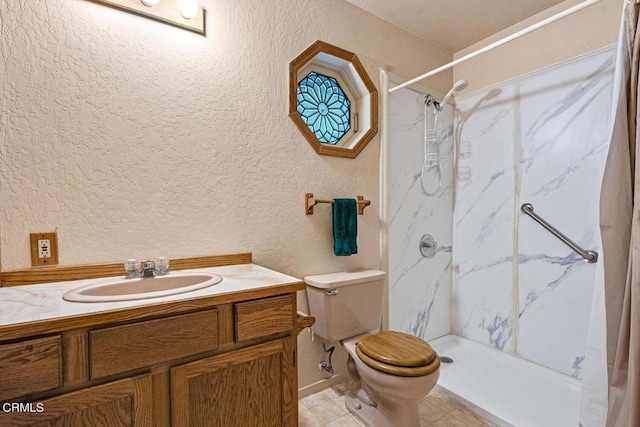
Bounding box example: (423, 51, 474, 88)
(342, 332, 440, 427)
(304, 270, 440, 427)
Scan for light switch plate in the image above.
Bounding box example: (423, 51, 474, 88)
(30, 232, 59, 267)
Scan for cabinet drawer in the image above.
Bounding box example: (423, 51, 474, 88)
(89, 309, 218, 379)
(0, 335, 62, 400)
(235, 295, 293, 342)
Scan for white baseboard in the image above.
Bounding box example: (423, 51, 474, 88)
(298, 373, 348, 399)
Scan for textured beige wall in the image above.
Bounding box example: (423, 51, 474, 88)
(0, 0, 451, 389)
(453, 0, 620, 93)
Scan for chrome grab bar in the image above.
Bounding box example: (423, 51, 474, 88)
(520, 203, 598, 263)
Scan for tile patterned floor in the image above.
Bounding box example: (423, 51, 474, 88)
(299, 383, 492, 427)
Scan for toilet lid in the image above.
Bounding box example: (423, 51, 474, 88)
(358, 331, 435, 367)
(356, 345, 440, 377)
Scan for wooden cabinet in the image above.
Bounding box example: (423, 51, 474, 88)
(0, 293, 299, 427)
(171, 338, 297, 427)
(0, 374, 153, 427)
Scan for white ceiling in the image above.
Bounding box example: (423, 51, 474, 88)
(344, 0, 566, 52)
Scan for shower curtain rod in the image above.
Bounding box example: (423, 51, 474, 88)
(388, 0, 604, 94)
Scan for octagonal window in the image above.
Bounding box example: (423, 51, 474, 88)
(289, 41, 378, 158)
(297, 72, 351, 145)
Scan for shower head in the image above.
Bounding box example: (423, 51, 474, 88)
(436, 79, 468, 111)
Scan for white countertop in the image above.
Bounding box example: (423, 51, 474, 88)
(0, 263, 302, 328)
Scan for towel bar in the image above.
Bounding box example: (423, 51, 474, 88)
(305, 193, 370, 215)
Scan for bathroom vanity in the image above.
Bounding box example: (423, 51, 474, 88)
(0, 255, 308, 426)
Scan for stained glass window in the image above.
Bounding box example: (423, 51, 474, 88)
(296, 72, 351, 145)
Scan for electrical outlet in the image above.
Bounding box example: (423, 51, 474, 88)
(38, 239, 51, 258)
(30, 232, 59, 267)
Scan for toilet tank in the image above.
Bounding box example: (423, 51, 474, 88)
(304, 270, 386, 342)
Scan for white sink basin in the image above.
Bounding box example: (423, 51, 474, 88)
(62, 273, 223, 302)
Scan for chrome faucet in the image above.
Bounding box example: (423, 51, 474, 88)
(141, 260, 156, 278)
(124, 257, 169, 279)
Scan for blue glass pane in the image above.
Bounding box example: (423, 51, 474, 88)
(296, 72, 351, 145)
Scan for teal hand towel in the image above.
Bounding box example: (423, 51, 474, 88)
(332, 198, 358, 256)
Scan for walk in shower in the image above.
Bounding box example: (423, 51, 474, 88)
(380, 45, 615, 427)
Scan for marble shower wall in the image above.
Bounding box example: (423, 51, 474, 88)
(453, 47, 614, 378)
(387, 85, 454, 342)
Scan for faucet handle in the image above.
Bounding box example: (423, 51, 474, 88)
(154, 257, 169, 275)
(124, 259, 141, 279)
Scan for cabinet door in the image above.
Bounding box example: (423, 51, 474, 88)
(0, 374, 153, 427)
(171, 338, 296, 427)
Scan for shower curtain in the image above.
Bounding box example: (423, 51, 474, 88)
(580, 256, 608, 427)
(601, 1, 640, 425)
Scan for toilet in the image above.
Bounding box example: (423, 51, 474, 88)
(304, 270, 440, 427)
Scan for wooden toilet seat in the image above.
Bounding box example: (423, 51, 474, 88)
(355, 331, 440, 377)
